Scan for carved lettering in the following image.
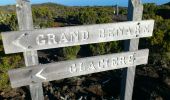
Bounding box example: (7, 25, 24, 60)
(81, 31, 89, 41)
(47, 34, 57, 45)
(118, 57, 125, 65)
(79, 63, 85, 72)
(143, 25, 150, 34)
(99, 23, 152, 39)
(69, 54, 135, 73)
(70, 31, 79, 42)
(128, 55, 134, 64)
(99, 29, 105, 38)
(88, 62, 96, 70)
(70, 64, 77, 73)
(36, 35, 46, 45)
(99, 28, 115, 38)
(108, 28, 115, 37)
(112, 58, 118, 66)
(126, 27, 133, 35)
(60, 33, 68, 43)
(135, 25, 140, 35)
(35, 23, 152, 47)
(36, 30, 90, 46)
(117, 27, 124, 36)
(98, 59, 109, 68)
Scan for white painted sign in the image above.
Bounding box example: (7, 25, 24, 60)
(9, 49, 149, 88)
(1, 20, 154, 54)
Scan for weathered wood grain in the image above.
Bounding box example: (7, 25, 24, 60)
(2, 20, 154, 54)
(15, 0, 44, 100)
(121, 0, 144, 100)
(9, 49, 149, 88)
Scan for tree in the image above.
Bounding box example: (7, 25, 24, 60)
(78, 9, 98, 25)
(58, 46, 81, 60)
(0, 12, 18, 31)
(0, 11, 22, 91)
(96, 10, 113, 23)
(88, 42, 119, 56)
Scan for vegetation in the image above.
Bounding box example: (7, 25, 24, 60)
(0, 11, 23, 91)
(0, 2, 170, 99)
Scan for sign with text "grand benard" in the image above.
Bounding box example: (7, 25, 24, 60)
(2, 20, 154, 54)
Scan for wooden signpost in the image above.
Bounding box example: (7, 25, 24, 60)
(9, 49, 149, 88)
(2, 20, 154, 54)
(121, 1, 144, 100)
(1, 0, 154, 100)
(15, 0, 43, 100)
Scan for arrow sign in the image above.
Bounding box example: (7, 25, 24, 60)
(12, 33, 27, 50)
(8, 49, 149, 88)
(1, 20, 154, 54)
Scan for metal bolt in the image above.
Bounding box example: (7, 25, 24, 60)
(31, 80, 36, 83)
(24, 33, 28, 36)
(137, 23, 140, 25)
(133, 53, 136, 62)
(134, 58, 136, 61)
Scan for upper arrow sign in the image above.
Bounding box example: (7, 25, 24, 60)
(1, 20, 154, 54)
(12, 33, 27, 50)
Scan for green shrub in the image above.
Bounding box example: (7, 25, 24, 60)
(58, 46, 80, 60)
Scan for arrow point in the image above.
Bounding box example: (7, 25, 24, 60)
(12, 34, 27, 50)
(35, 69, 46, 80)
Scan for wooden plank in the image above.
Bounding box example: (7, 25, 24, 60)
(15, 0, 44, 100)
(120, 0, 144, 100)
(8, 49, 149, 88)
(1, 20, 154, 54)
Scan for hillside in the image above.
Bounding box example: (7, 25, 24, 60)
(156, 2, 170, 19)
(164, 2, 170, 6)
(0, 5, 16, 12)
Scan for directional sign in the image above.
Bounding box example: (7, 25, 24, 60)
(2, 20, 154, 54)
(9, 49, 149, 88)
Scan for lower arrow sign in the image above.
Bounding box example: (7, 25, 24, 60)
(35, 69, 46, 80)
(8, 49, 149, 88)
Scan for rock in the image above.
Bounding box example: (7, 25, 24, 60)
(155, 96, 163, 100)
(0, 92, 5, 95)
(62, 86, 68, 91)
(86, 84, 103, 96)
(164, 77, 170, 86)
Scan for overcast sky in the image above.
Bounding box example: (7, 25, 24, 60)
(0, 0, 169, 6)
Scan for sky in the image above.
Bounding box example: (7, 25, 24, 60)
(0, 0, 169, 7)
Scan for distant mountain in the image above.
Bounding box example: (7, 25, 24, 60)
(0, 5, 15, 12)
(32, 2, 65, 7)
(164, 2, 170, 6)
(156, 2, 170, 19)
(0, 2, 66, 13)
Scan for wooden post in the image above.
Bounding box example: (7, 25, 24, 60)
(16, 0, 44, 100)
(120, 0, 143, 100)
(116, 4, 119, 16)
